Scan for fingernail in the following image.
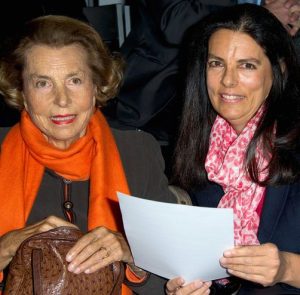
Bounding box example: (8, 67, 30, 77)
(205, 281, 212, 287)
(66, 253, 73, 262)
(68, 263, 75, 271)
(84, 269, 90, 274)
(74, 267, 81, 274)
(194, 280, 203, 288)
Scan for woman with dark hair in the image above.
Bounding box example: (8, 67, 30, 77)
(166, 4, 300, 295)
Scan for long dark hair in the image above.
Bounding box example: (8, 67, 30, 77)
(172, 4, 300, 191)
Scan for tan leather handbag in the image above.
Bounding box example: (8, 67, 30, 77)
(3, 226, 124, 295)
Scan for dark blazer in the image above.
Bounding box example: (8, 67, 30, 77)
(190, 177, 300, 295)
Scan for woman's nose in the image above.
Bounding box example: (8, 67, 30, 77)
(221, 67, 238, 88)
(54, 86, 71, 107)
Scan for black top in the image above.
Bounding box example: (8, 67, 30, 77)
(26, 169, 90, 232)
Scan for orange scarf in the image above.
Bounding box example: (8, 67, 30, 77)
(0, 109, 131, 295)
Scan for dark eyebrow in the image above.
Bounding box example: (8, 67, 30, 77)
(207, 54, 261, 65)
(207, 54, 223, 61)
(238, 58, 261, 65)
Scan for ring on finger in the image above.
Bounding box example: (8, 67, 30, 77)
(99, 246, 110, 259)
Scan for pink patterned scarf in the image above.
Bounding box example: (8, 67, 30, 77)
(205, 106, 269, 245)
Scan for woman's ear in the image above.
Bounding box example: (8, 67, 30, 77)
(93, 86, 98, 107)
(22, 92, 28, 111)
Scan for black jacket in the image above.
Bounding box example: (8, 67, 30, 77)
(190, 176, 300, 295)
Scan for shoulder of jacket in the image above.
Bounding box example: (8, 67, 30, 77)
(0, 127, 11, 144)
(111, 128, 159, 149)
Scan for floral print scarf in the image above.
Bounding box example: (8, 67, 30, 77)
(205, 106, 269, 245)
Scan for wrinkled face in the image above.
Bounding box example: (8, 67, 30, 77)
(22, 44, 96, 149)
(206, 29, 273, 133)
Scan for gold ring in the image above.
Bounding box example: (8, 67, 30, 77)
(99, 246, 110, 259)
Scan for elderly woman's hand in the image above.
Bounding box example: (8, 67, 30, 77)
(220, 243, 289, 287)
(66, 226, 133, 274)
(165, 277, 211, 295)
(0, 215, 76, 271)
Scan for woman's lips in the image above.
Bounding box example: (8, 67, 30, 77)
(220, 93, 245, 103)
(51, 115, 76, 125)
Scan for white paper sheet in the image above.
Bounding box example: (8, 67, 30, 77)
(118, 192, 234, 282)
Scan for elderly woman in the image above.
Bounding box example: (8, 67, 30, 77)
(166, 4, 300, 295)
(0, 15, 176, 294)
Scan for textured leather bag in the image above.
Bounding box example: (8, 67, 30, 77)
(3, 226, 124, 295)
